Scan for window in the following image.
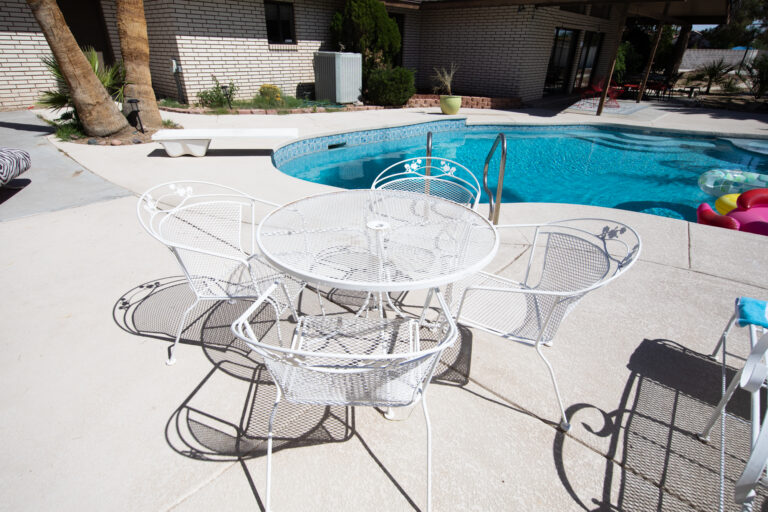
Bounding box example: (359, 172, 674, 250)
(265, 1, 296, 44)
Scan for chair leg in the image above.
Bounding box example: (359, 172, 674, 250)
(266, 390, 282, 512)
(422, 391, 432, 512)
(168, 297, 200, 365)
(698, 366, 744, 442)
(710, 312, 738, 358)
(535, 342, 571, 432)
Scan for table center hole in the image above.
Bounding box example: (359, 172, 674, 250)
(367, 219, 390, 231)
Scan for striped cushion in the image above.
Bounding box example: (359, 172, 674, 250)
(0, 147, 31, 186)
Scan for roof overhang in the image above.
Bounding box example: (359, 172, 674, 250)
(386, 0, 731, 24)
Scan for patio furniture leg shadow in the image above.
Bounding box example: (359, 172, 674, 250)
(113, 276, 304, 380)
(166, 362, 352, 509)
(553, 338, 768, 511)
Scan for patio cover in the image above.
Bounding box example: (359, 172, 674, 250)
(393, 0, 731, 24)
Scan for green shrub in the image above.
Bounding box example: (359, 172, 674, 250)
(366, 67, 415, 106)
(197, 76, 237, 108)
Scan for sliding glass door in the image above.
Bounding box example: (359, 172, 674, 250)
(573, 31, 604, 89)
(544, 28, 577, 95)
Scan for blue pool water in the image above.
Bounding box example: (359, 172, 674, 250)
(274, 122, 768, 221)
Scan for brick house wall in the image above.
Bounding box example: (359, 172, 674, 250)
(0, 0, 56, 111)
(416, 4, 622, 101)
(147, 0, 344, 103)
(1, 0, 624, 111)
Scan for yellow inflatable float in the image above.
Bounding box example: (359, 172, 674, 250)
(715, 193, 740, 215)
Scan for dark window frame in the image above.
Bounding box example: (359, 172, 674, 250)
(264, 1, 297, 45)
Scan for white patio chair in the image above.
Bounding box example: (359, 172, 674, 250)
(137, 181, 304, 365)
(449, 218, 641, 431)
(699, 297, 768, 507)
(372, 156, 481, 210)
(232, 287, 457, 512)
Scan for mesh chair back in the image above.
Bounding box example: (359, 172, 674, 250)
(233, 315, 455, 407)
(137, 182, 269, 299)
(372, 157, 481, 210)
(524, 219, 641, 342)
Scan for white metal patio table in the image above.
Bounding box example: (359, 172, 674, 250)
(255, 189, 498, 305)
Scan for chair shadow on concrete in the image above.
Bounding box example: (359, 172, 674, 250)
(553, 338, 768, 511)
(114, 277, 475, 510)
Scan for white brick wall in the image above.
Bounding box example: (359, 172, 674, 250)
(0, 0, 56, 111)
(1, 0, 625, 110)
(416, 4, 622, 101)
(157, 0, 344, 103)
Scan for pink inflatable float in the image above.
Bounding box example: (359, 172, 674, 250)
(697, 188, 768, 236)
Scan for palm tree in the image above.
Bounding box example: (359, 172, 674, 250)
(39, 47, 126, 127)
(116, 0, 162, 128)
(26, 0, 129, 137)
(701, 58, 735, 94)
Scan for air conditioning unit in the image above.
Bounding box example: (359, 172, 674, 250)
(313, 52, 362, 104)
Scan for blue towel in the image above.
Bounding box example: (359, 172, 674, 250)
(737, 297, 768, 329)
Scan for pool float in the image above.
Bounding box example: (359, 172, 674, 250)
(697, 188, 768, 236)
(698, 169, 768, 196)
(715, 193, 739, 214)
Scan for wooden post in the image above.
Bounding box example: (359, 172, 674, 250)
(596, 4, 628, 116)
(637, 1, 671, 103)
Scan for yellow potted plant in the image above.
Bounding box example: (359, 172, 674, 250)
(433, 63, 461, 115)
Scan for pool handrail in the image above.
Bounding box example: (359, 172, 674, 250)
(483, 133, 507, 224)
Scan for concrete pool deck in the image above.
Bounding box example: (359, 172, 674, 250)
(1, 102, 768, 510)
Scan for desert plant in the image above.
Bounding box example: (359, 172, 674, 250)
(432, 63, 458, 96)
(739, 54, 768, 100)
(197, 76, 237, 108)
(699, 58, 735, 94)
(259, 84, 282, 103)
(161, 119, 182, 128)
(39, 46, 127, 127)
(720, 76, 742, 94)
(366, 67, 415, 105)
(330, 0, 401, 79)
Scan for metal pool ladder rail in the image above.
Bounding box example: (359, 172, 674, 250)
(483, 133, 507, 224)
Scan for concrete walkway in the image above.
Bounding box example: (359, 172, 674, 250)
(1, 102, 768, 511)
(0, 110, 129, 221)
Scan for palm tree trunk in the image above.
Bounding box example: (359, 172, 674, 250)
(116, 0, 162, 128)
(26, 0, 129, 137)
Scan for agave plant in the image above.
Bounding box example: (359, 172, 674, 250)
(699, 58, 735, 94)
(39, 47, 127, 125)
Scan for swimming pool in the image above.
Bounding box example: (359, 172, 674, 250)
(273, 120, 768, 221)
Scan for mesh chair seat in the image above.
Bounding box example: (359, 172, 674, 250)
(231, 303, 457, 511)
(451, 218, 641, 431)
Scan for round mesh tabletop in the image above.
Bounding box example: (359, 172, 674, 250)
(257, 189, 498, 292)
